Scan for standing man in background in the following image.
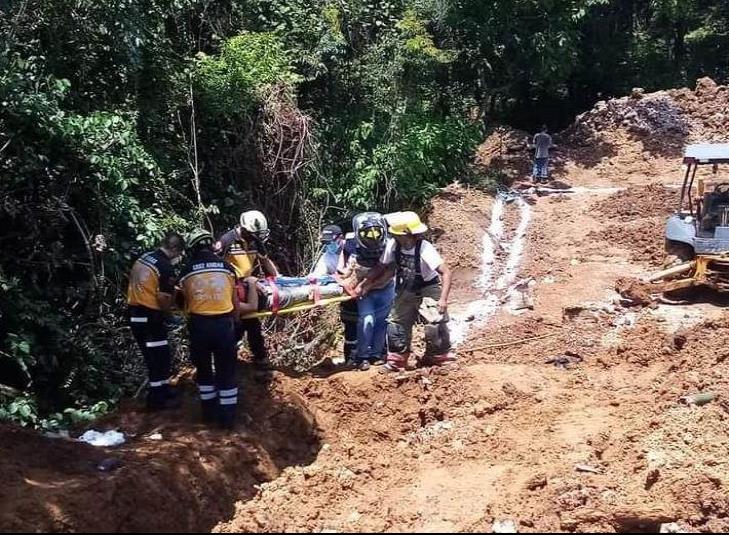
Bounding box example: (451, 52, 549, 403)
(214, 210, 278, 370)
(127, 232, 185, 411)
(532, 125, 553, 183)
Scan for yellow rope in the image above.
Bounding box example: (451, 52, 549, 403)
(459, 331, 561, 353)
(240, 295, 353, 320)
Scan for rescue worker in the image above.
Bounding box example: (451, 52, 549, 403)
(127, 232, 185, 411)
(358, 211, 455, 372)
(180, 229, 259, 429)
(214, 210, 278, 369)
(311, 224, 345, 277)
(345, 213, 395, 370)
(338, 231, 360, 362)
(310, 225, 358, 361)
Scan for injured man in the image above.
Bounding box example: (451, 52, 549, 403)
(238, 275, 350, 315)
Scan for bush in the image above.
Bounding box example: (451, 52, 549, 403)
(195, 32, 301, 116)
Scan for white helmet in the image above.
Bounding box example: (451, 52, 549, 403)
(240, 210, 270, 242)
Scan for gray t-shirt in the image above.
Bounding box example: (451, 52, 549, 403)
(533, 132, 552, 159)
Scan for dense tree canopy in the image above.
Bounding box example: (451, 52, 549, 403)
(1, 0, 727, 426)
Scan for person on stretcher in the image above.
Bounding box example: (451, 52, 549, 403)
(236, 275, 348, 314)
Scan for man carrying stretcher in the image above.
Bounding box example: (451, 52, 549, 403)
(214, 210, 278, 369)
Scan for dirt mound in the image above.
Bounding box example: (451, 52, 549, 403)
(568, 77, 729, 148)
(568, 93, 690, 144)
(591, 219, 667, 266)
(428, 184, 492, 270)
(587, 184, 678, 267)
(216, 365, 483, 533)
(671, 77, 729, 143)
(0, 372, 321, 532)
(615, 277, 654, 307)
(592, 184, 677, 222)
(477, 126, 529, 164)
(475, 126, 532, 181)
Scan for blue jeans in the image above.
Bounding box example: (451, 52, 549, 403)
(356, 281, 395, 361)
(533, 157, 549, 179)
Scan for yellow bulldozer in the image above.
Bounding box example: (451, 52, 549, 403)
(650, 143, 729, 293)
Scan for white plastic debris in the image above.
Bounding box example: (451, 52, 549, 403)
(147, 433, 163, 441)
(660, 522, 690, 534)
(78, 429, 126, 447)
(492, 519, 518, 533)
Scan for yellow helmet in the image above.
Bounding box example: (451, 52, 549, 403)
(386, 211, 428, 236)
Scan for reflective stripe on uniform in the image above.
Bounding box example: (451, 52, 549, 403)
(146, 340, 168, 348)
(130, 317, 148, 323)
(200, 392, 217, 401)
(149, 379, 169, 388)
(198, 385, 216, 393)
(220, 397, 237, 405)
(219, 388, 238, 397)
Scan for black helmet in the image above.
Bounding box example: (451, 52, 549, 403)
(353, 212, 387, 251)
(186, 228, 214, 250)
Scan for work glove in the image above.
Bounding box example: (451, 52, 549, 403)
(250, 234, 269, 257)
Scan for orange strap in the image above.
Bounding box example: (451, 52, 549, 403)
(235, 280, 247, 302)
(267, 277, 281, 315)
(308, 276, 322, 305)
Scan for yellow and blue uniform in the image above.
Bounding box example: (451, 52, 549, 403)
(127, 250, 175, 310)
(216, 227, 269, 364)
(180, 250, 239, 427)
(126, 249, 175, 409)
(217, 228, 260, 279)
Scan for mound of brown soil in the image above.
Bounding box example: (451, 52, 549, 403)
(593, 184, 677, 222)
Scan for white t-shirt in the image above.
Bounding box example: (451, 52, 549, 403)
(311, 251, 340, 277)
(533, 132, 552, 158)
(380, 238, 443, 282)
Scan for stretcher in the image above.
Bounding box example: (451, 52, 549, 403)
(240, 275, 354, 320)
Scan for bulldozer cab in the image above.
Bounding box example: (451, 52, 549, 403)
(669, 144, 729, 253)
(699, 183, 729, 236)
(678, 144, 729, 226)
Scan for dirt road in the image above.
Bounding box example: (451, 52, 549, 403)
(213, 151, 729, 533)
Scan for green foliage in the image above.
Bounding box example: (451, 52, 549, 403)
(0, 393, 111, 431)
(195, 32, 301, 115)
(397, 9, 454, 63)
(319, 114, 479, 210)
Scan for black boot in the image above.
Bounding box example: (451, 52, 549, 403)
(201, 399, 218, 424)
(146, 387, 166, 412)
(218, 404, 236, 431)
